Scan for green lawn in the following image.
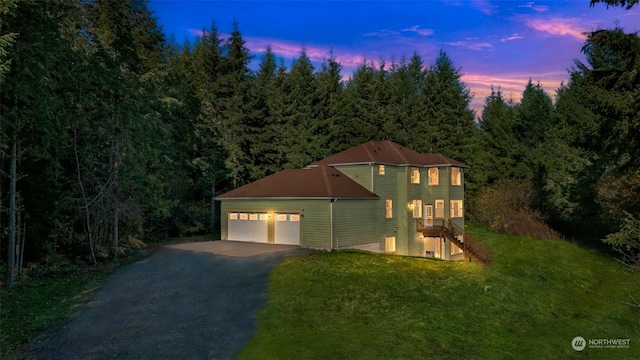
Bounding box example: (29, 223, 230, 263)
(238, 223, 640, 359)
(0, 269, 110, 359)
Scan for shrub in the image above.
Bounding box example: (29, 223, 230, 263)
(472, 179, 561, 240)
(603, 211, 640, 271)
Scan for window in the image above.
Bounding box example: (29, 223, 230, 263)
(229, 213, 238, 220)
(435, 200, 444, 218)
(385, 199, 393, 219)
(429, 168, 439, 185)
(412, 199, 422, 218)
(259, 214, 269, 221)
(451, 167, 461, 186)
(450, 200, 463, 218)
(239, 213, 248, 220)
(451, 237, 464, 255)
(290, 214, 300, 221)
(249, 214, 258, 220)
(276, 214, 287, 221)
(379, 165, 385, 175)
(411, 167, 420, 184)
(385, 236, 396, 253)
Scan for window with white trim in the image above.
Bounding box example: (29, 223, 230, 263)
(276, 214, 287, 221)
(451, 167, 461, 186)
(385, 199, 393, 219)
(379, 165, 385, 175)
(412, 199, 422, 218)
(240, 213, 248, 220)
(450, 200, 463, 218)
(385, 236, 396, 253)
(229, 213, 238, 220)
(428, 168, 439, 185)
(411, 167, 420, 184)
(435, 200, 444, 218)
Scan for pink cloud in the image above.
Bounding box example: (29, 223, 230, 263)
(524, 18, 588, 41)
(462, 71, 568, 117)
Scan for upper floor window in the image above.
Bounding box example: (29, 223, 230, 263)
(412, 199, 422, 218)
(435, 200, 444, 218)
(428, 168, 439, 185)
(379, 165, 385, 175)
(385, 199, 393, 219)
(411, 167, 420, 184)
(450, 200, 463, 218)
(451, 167, 461, 186)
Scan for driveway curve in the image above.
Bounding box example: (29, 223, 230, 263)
(15, 242, 314, 360)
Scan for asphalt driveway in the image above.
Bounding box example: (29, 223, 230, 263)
(15, 241, 314, 360)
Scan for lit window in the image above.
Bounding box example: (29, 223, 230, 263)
(451, 239, 463, 255)
(239, 213, 248, 220)
(249, 214, 258, 220)
(451, 167, 461, 186)
(259, 214, 268, 221)
(412, 199, 422, 218)
(379, 165, 385, 175)
(411, 167, 420, 184)
(435, 200, 444, 218)
(429, 168, 439, 185)
(385, 236, 396, 253)
(290, 214, 300, 221)
(385, 199, 393, 219)
(229, 213, 238, 220)
(450, 200, 463, 218)
(276, 214, 287, 221)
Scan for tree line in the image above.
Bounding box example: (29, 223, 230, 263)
(1, 0, 638, 285)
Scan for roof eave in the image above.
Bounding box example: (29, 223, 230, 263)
(216, 196, 379, 200)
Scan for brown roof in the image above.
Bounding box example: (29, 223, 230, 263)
(216, 165, 378, 199)
(312, 140, 469, 168)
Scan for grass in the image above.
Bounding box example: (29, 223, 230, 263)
(238, 222, 640, 359)
(0, 267, 111, 359)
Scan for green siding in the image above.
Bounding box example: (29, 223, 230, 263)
(332, 199, 386, 250)
(333, 165, 373, 192)
(220, 199, 330, 248)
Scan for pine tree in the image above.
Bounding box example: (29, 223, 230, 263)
(478, 88, 517, 184)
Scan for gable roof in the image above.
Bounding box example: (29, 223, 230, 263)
(311, 140, 469, 168)
(216, 165, 378, 200)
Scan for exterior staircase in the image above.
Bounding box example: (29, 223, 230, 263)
(417, 219, 493, 266)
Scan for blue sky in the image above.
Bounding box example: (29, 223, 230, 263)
(148, 0, 639, 114)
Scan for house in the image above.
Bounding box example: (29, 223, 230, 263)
(216, 140, 470, 260)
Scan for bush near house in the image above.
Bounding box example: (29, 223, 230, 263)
(472, 179, 560, 240)
(239, 222, 640, 360)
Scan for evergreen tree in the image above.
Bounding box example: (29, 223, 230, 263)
(421, 51, 478, 161)
(478, 88, 517, 184)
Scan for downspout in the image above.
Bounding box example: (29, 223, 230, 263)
(330, 198, 336, 250)
(370, 163, 374, 192)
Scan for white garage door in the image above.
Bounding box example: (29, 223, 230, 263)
(228, 212, 268, 243)
(274, 213, 300, 245)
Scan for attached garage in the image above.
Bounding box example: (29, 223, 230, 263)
(274, 213, 300, 245)
(227, 212, 268, 243)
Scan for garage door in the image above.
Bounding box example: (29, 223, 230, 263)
(228, 212, 268, 243)
(274, 213, 300, 245)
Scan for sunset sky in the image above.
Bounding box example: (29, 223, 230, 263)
(148, 0, 639, 114)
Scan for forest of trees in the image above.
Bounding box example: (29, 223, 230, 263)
(1, 0, 638, 286)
